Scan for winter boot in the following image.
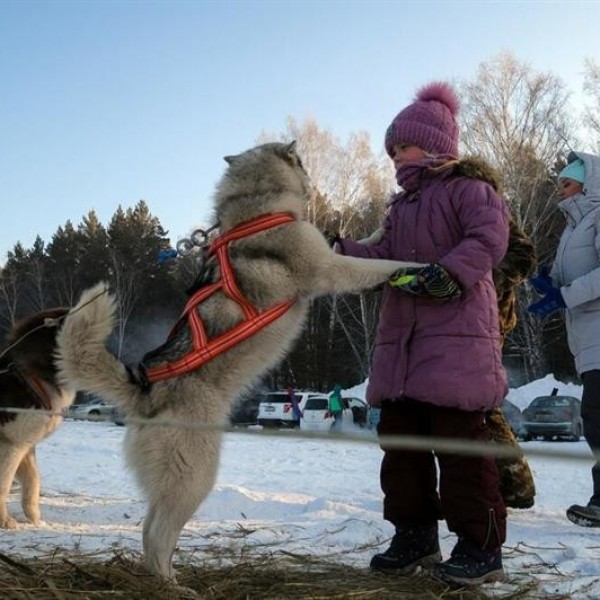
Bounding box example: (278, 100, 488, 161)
(370, 522, 441, 573)
(566, 503, 600, 527)
(434, 538, 505, 586)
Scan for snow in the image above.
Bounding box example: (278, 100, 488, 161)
(507, 374, 582, 411)
(3, 375, 600, 598)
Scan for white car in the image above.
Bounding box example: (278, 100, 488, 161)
(300, 396, 369, 432)
(67, 397, 119, 422)
(257, 391, 319, 428)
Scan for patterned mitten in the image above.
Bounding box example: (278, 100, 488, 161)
(389, 263, 461, 299)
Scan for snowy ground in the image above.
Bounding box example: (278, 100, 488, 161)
(2, 375, 600, 599)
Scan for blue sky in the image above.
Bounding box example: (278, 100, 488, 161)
(1, 0, 599, 260)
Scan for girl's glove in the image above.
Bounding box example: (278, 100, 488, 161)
(389, 263, 461, 299)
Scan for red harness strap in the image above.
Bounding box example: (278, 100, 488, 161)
(144, 213, 297, 383)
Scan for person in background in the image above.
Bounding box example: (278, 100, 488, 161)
(287, 387, 302, 428)
(335, 81, 509, 586)
(528, 152, 600, 526)
(328, 383, 344, 432)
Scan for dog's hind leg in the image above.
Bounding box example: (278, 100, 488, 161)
(131, 428, 221, 579)
(142, 479, 215, 580)
(16, 447, 41, 525)
(0, 441, 29, 529)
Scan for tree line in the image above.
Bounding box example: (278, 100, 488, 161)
(2, 52, 600, 392)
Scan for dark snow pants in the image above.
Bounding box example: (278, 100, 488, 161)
(581, 370, 600, 505)
(377, 397, 506, 550)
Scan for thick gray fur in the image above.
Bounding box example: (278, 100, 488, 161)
(55, 141, 422, 579)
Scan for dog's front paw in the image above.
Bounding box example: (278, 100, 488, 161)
(23, 505, 41, 525)
(0, 515, 19, 529)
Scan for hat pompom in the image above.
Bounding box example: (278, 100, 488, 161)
(385, 80, 460, 157)
(415, 81, 459, 116)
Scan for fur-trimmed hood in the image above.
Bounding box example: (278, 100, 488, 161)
(429, 155, 534, 336)
(449, 156, 504, 194)
(451, 157, 535, 336)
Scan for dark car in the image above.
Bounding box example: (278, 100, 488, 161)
(500, 399, 526, 439)
(229, 393, 262, 426)
(522, 395, 583, 441)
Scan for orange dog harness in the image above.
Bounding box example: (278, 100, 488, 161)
(142, 212, 297, 383)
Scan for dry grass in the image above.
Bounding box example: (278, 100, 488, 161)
(0, 547, 548, 600)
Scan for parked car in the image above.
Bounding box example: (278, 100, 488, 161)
(346, 397, 369, 428)
(522, 395, 583, 441)
(229, 393, 261, 426)
(113, 406, 126, 426)
(257, 391, 317, 428)
(300, 395, 369, 432)
(68, 396, 119, 422)
(500, 398, 526, 439)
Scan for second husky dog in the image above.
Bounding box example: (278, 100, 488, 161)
(56, 142, 422, 579)
(0, 307, 73, 529)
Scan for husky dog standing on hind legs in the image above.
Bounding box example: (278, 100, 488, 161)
(56, 141, 423, 580)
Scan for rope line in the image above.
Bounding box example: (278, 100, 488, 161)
(1, 404, 597, 464)
(0, 288, 593, 464)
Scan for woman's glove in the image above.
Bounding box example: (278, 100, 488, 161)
(529, 265, 554, 295)
(528, 266, 565, 316)
(389, 263, 461, 299)
(528, 286, 565, 316)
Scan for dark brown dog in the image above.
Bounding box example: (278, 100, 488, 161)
(0, 307, 74, 528)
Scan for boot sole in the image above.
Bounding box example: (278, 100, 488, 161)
(566, 508, 600, 527)
(370, 550, 442, 574)
(436, 567, 506, 587)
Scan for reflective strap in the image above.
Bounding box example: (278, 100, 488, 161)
(144, 212, 297, 384)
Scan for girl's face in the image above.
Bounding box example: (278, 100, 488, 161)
(558, 178, 584, 200)
(389, 143, 427, 169)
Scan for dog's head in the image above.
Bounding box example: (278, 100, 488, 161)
(4, 307, 70, 381)
(215, 141, 311, 227)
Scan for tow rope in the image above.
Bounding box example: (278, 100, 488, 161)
(141, 212, 297, 384)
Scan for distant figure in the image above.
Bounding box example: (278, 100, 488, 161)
(288, 388, 302, 427)
(328, 384, 344, 432)
(368, 407, 381, 431)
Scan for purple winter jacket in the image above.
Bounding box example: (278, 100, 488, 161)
(340, 166, 509, 411)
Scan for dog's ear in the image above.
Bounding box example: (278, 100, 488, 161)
(280, 140, 304, 170)
(223, 154, 240, 165)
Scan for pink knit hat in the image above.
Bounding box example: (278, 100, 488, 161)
(384, 81, 460, 158)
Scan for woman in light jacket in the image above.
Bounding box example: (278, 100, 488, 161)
(529, 151, 600, 526)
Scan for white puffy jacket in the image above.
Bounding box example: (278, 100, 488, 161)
(552, 151, 600, 374)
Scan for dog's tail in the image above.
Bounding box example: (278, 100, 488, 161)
(55, 282, 143, 413)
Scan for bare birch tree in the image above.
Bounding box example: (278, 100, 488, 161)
(583, 58, 600, 152)
(459, 52, 577, 378)
(258, 117, 394, 385)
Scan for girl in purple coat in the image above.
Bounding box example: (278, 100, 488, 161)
(337, 82, 509, 586)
